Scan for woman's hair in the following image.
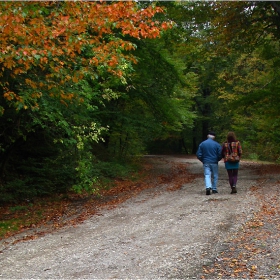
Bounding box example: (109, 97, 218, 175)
(227, 131, 237, 142)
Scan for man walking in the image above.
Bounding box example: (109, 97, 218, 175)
(196, 131, 222, 195)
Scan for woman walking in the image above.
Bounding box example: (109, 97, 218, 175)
(222, 132, 242, 194)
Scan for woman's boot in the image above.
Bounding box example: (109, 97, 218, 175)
(231, 186, 237, 194)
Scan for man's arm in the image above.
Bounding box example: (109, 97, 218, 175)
(218, 144, 223, 161)
(196, 145, 203, 162)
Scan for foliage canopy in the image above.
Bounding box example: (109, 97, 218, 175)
(1, 0, 280, 203)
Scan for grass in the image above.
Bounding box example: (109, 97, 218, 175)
(0, 196, 66, 240)
(0, 220, 21, 238)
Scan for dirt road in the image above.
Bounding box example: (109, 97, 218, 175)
(0, 156, 272, 278)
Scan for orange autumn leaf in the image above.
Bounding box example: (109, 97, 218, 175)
(0, 1, 172, 108)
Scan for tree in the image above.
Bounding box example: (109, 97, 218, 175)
(0, 1, 172, 201)
(0, 1, 170, 110)
(204, 1, 280, 160)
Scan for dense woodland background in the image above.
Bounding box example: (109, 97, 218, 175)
(1, 1, 280, 203)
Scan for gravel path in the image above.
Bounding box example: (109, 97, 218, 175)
(0, 156, 270, 279)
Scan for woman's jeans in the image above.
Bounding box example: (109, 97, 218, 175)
(203, 163, 218, 190)
(227, 169, 238, 187)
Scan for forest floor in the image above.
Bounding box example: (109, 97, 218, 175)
(0, 155, 280, 279)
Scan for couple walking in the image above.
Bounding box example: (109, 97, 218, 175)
(196, 131, 242, 195)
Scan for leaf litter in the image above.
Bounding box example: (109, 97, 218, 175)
(200, 164, 280, 279)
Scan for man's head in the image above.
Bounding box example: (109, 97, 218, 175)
(207, 131, 216, 139)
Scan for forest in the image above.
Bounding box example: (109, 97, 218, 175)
(1, 1, 280, 203)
